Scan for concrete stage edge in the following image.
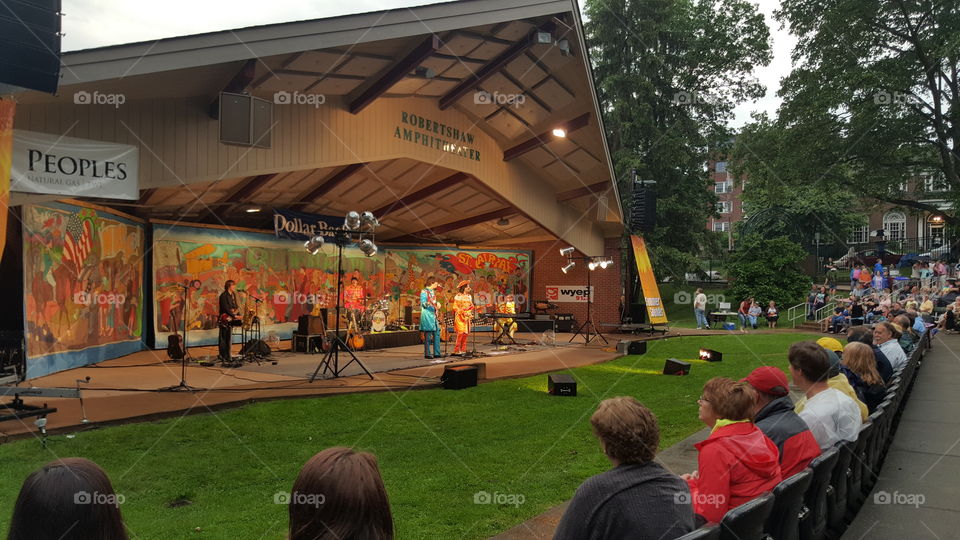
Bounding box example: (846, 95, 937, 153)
(1, 331, 669, 441)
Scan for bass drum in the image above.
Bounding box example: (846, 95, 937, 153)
(371, 310, 387, 333)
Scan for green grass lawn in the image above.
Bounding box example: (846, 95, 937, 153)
(0, 333, 819, 539)
(657, 283, 731, 328)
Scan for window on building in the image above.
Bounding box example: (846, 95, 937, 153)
(715, 181, 732, 194)
(882, 211, 906, 241)
(712, 221, 730, 232)
(715, 161, 727, 173)
(847, 224, 869, 244)
(922, 172, 948, 193)
(716, 201, 733, 214)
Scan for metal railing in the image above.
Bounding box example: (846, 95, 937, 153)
(787, 300, 837, 329)
(786, 302, 807, 328)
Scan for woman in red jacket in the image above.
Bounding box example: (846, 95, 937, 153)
(682, 377, 782, 524)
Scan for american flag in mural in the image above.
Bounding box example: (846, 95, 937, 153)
(63, 211, 94, 275)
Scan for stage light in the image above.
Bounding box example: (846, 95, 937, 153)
(552, 128, 567, 138)
(360, 211, 379, 231)
(559, 246, 575, 256)
(304, 235, 325, 255)
(588, 260, 599, 271)
(245, 206, 261, 213)
(561, 261, 576, 274)
(536, 31, 553, 44)
(497, 217, 510, 226)
(598, 258, 613, 269)
(359, 238, 378, 257)
(344, 211, 361, 230)
(557, 38, 571, 56)
(699, 348, 723, 362)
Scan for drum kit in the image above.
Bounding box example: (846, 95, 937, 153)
(359, 298, 391, 332)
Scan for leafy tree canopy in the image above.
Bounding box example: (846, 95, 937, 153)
(726, 234, 811, 309)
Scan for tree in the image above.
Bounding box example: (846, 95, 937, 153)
(726, 234, 810, 309)
(730, 113, 869, 249)
(769, 0, 960, 225)
(584, 0, 772, 278)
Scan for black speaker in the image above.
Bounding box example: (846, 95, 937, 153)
(404, 306, 413, 326)
(166, 335, 185, 360)
(629, 303, 646, 324)
(555, 313, 574, 332)
(663, 358, 691, 375)
(617, 340, 647, 355)
(241, 339, 271, 357)
(219, 91, 272, 148)
(0, 0, 61, 94)
(630, 185, 657, 232)
(298, 315, 327, 335)
(548, 373, 577, 396)
(441, 365, 478, 389)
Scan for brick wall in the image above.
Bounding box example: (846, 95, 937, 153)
(514, 237, 624, 327)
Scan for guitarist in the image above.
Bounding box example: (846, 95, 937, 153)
(218, 280, 240, 361)
(420, 277, 443, 360)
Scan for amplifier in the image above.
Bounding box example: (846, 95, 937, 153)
(297, 315, 326, 335)
(548, 373, 577, 396)
(441, 365, 478, 389)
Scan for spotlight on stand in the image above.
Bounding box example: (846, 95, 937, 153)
(360, 211, 379, 231)
(344, 211, 361, 230)
(598, 258, 613, 269)
(557, 38, 571, 56)
(559, 246, 575, 257)
(699, 348, 723, 362)
(304, 235, 325, 255)
(588, 260, 599, 271)
(561, 261, 576, 274)
(358, 238, 378, 257)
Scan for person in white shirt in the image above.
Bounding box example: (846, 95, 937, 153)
(693, 288, 708, 330)
(873, 321, 908, 372)
(788, 341, 862, 450)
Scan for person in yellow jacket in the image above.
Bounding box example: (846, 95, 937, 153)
(795, 337, 869, 421)
(451, 280, 474, 356)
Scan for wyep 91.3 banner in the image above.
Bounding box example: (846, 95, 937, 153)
(545, 285, 593, 303)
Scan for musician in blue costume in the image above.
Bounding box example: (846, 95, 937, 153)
(419, 276, 443, 359)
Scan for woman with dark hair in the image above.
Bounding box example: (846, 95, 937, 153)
(553, 397, 694, 540)
(288, 447, 393, 540)
(7, 457, 128, 540)
(682, 378, 781, 524)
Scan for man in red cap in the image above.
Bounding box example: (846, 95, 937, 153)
(742, 366, 821, 477)
(451, 280, 475, 355)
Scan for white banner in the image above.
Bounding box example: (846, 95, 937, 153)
(545, 285, 593, 303)
(10, 130, 139, 200)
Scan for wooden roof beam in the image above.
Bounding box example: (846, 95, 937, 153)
(373, 171, 469, 219)
(208, 59, 257, 119)
(392, 207, 515, 242)
(438, 21, 557, 110)
(556, 181, 611, 202)
(291, 163, 367, 209)
(349, 36, 441, 114)
(502, 112, 590, 162)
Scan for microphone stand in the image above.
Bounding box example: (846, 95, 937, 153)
(160, 282, 202, 392)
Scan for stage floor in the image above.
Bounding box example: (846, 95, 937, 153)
(1, 332, 635, 440)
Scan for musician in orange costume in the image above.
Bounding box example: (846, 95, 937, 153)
(452, 280, 475, 355)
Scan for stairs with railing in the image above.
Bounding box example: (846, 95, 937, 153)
(786, 300, 836, 332)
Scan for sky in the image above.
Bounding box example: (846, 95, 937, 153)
(61, 0, 795, 128)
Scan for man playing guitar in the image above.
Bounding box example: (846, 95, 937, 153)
(420, 276, 443, 360)
(218, 280, 240, 361)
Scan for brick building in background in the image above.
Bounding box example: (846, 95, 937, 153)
(706, 159, 743, 249)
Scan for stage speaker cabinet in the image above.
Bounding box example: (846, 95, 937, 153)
(404, 306, 414, 326)
(554, 313, 575, 333)
(629, 303, 647, 324)
(616, 340, 647, 356)
(663, 358, 691, 376)
(219, 91, 272, 148)
(630, 183, 657, 232)
(548, 373, 577, 396)
(442, 365, 478, 390)
(167, 335, 185, 360)
(298, 315, 327, 335)
(241, 339, 271, 357)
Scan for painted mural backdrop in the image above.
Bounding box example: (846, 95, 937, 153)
(22, 202, 145, 377)
(152, 225, 532, 347)
(152, 223, 384, 347)
(383, 247, 531, 313)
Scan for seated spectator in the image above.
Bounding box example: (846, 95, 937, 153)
(847, 326, 894, 384)
(682, 377, 781, 524)
(788, 342, 863, 450)
(748, 301, 762, 329)
(288, 447, 393, 540)
(874, 321, 908, 371)
(894, 315, 917, 354)
(938, 298, 960, 331)
(7, 457, 128, 540)
(796, 338, 868, 421)
(841, 342, 887, 413)
(849, 300, 865, 326)
(742, 367, 821, 477)
(852, 282, 866, 300)
(919, 295, 934, 319)
(554, 397, 695, 540)
(738, 297, 754, 332)
(827, 306, 848, 334)
(909, 309, 927, 334)
(765, 301, 779, 328)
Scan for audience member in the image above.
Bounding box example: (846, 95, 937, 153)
(846, 326, 893, 384)
(797, 339, 869, 421)
(738, 297, 754, 332)
(682, 377, 781, 524)
(894, 316, 917, 355)
(874, 321, 908, 372)
(7, 458, 128, 540)
(288, 447, 394, 540)
(554, 397, 695, 540)
(742, 367, 821, 477)
(841, 342, 887, 413)
(694, 288, 709, 330)
(788, 342, 862, 450)
(765, 301, 779, 329)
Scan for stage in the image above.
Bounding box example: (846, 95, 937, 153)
(0, 331, 648, 441)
